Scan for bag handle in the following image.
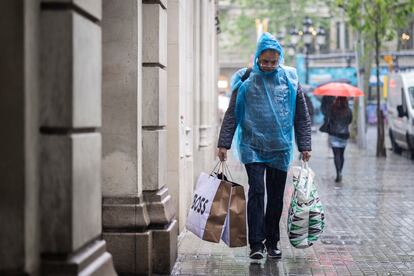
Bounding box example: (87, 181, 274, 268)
(219, 162, 225, 180)
(222, 161, 234, 181)
(210, 161, 221, 177)
(300, 161, 314, 198)
(209, 161, 226, 180)
(209, 161, 234, 181)
(297, 160, 311, 194)
(297, 159, 309, 179)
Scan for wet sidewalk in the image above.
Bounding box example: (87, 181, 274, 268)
(171, 127, 414, 276)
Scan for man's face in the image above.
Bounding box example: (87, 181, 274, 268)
(258, 50, 279, 72)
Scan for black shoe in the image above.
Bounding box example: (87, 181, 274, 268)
(249, 244, 265, 260)
(335, 174, 342, 182)
(266, 246, 282, 259)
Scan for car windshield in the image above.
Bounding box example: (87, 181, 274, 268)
(409, 87, 414, 109)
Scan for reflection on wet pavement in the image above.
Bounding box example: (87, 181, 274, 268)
(171, 127, 414, 275)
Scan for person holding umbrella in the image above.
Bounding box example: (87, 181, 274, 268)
(326, 97, 352, 182)
(314, 82, 363, 182)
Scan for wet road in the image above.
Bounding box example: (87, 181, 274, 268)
(171, 127, 414, 275)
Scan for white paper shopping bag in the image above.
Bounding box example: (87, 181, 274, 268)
(186, 172, 231, 243)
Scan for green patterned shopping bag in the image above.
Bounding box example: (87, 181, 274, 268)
(287, 162, 325, 248)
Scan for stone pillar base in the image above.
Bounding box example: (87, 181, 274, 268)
(143, 187, 175, 226)
(103, 196, 149, 230)
(103, 231, 152, 275)
(102, 188, 178, 275)
(103, 222, 178, 275)
(103, 220, 178, 275)
(152, 219, 178, 274)
(41, 240, 116, 276)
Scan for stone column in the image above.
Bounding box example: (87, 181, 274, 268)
(166, 0, 181, 232)
(0, 0, 40, 274)
(339, 21, 346, 51)
(192, 0, 203, 179)
(39, 1, 116, 275)
(166, 0, 198, 234)
(199, 0, 212, 150)
(101, 0, 154, 274)
(181, 1, 196, 235)
(142, 0, 178, 274)
(211, 2, 220, 155)
(195, 0, 218, 175)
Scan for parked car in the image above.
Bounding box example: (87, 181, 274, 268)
(387, 71, 414, 158)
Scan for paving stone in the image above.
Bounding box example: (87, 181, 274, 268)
(171, 127, 414, 275)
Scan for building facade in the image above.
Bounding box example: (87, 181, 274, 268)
(0, 0, 218, 275)
(218, 1, 414, 89)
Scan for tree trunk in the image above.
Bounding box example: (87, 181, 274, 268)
(355, 37, 366, 149)
(375, 30, 386, 157)
(363, 40, 372, 137)
(351, 98, 359, 141)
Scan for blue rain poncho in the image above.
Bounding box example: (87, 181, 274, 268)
(233, 33, 299, 171)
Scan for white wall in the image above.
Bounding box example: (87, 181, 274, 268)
(167, 0, 218, 233)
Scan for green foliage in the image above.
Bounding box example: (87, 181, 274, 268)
(337, 0, 414, 43)
(220, 0, 335, 57)
(337, 0, 414, 95)
(219, 6, 256, 56)
(337, 0, 414, 157)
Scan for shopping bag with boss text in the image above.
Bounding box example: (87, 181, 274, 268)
(186, 172, 232, 243)
(221, 182, 247, 247)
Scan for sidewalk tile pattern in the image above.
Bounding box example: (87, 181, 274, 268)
(171, 128, 414, 276)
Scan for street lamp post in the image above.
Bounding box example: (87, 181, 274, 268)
(288, 26, 300, 68)
(287, 43, 296, 57)
(316, 27, 326, 50)
(302, 17, 314, 84)
(289, 17, 326, 85)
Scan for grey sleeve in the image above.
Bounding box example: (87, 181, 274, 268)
(294, 84, 312, 152)
(217, 89, 238, 149)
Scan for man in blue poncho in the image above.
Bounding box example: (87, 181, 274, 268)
(217, 33, 312, 260)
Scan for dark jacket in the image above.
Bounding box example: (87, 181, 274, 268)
(319, 96, 335, 133)
(327, 107, 352, 139)
(218, 83, 312, 152)
(321, 96, 335, 116)
(304, 93, 314, 117)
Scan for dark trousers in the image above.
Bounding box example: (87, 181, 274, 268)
(245, 163, 287, 249)
(332, 147, 345, 175)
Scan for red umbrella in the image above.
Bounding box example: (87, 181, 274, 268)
(313, 82, 364, 97)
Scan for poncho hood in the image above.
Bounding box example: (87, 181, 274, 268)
(253, 32, 285, 73)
